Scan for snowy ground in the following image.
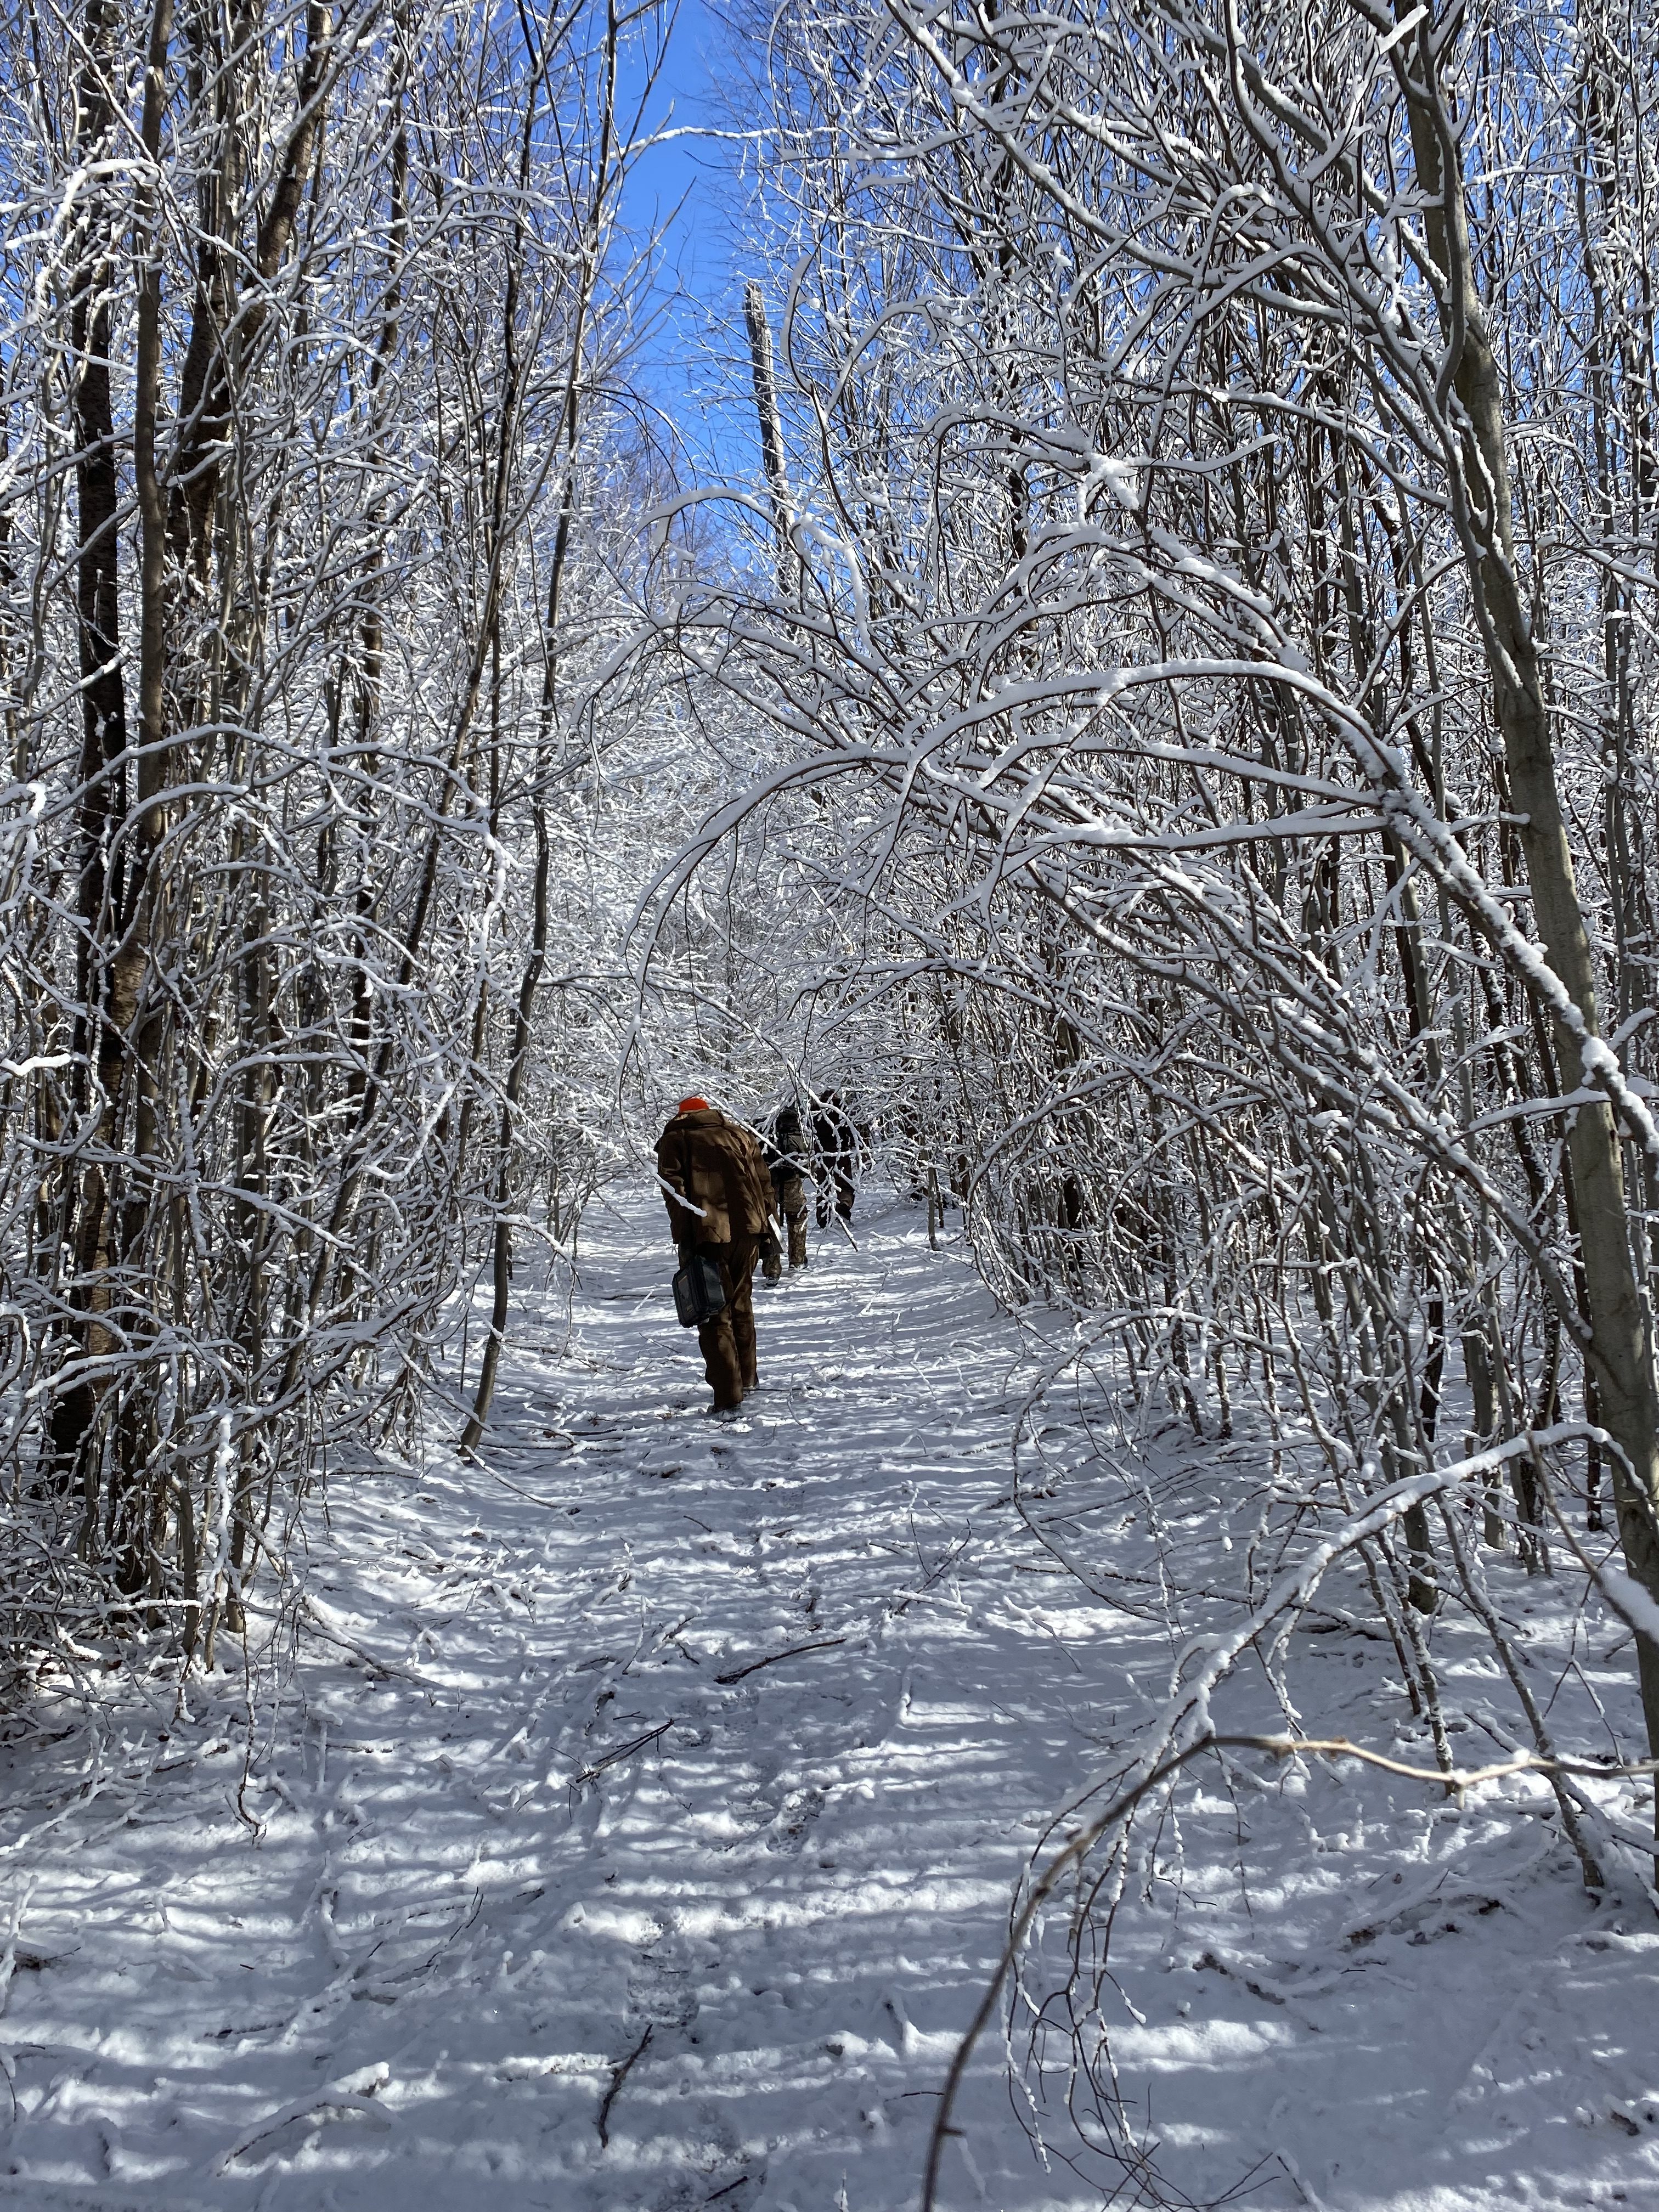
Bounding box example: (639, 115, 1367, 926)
(5, 1188, 1659, 2211)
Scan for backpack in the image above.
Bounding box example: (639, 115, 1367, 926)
(670, 1115, 727, 1327)
(673, 1251, 726, 1329)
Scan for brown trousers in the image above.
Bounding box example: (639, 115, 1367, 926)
(763, 1175, 808, 1277)
(692, 1233, 759, 1408)
(781, 1176, 808, 1268)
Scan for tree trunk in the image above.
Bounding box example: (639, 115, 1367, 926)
(458, 0, 619, 1452)
(51, 0, 132, 1486)
(1402, 13, 1659, 1780)
(744, 280, 795, 596)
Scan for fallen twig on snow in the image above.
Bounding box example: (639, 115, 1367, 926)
(715, 1635, 847, 1684)
(215, 2061, 391, 2171)
(596, 2024, 651, 2148)
(569, 1721, 676, 1793)
(301, 1596, 447, 1692)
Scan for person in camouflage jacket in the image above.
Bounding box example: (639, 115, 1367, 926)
(761, 1099, 811, 1278)
(656, 1097, 779, 1412)
(811, 1091, 861, 1228)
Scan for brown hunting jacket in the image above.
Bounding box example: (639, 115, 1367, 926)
(656, 1107, 775, 1250)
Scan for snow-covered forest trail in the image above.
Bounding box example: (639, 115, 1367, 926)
(4, 1192, 1659, 2212)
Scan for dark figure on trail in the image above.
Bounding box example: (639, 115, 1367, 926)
(761, 1099, 811, 1279)
(812, 1091, 860, 1228)
(656, 1096, 780, 1414)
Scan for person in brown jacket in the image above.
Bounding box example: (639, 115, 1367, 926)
(656, 1096, 780, 1413)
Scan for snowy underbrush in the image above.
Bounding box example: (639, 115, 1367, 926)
(0, 1195, 1655, 2211)
(959, 1368, 1659, 2210)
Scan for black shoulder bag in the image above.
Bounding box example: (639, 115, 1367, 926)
(671, 1121, 726, 1329)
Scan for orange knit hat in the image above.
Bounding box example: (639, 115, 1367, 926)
(678, 1096, 709, 1113)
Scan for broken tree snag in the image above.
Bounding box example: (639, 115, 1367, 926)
(743, 279, 795, 597)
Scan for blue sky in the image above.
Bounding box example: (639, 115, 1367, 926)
(616, 0, 760, 478)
